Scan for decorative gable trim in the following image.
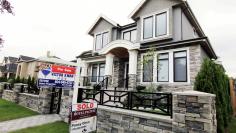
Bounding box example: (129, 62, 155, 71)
(129, 0, 147, 19)
(87, 14, 119, 35)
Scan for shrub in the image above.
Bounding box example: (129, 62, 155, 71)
(7, 78, 15, 87)
(0, 77, 7, 82)
(136, 85, 146, 92)
(15, 76, 21, 83)
(194, 58, 233, 133)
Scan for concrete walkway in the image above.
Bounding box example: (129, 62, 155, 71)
(0, 114, 62, 133)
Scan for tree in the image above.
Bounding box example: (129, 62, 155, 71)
(15, 76, 21, 83)
(0, 0, 14, 47)
(194, 58, 233, 133)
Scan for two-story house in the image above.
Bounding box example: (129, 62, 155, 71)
(0, 56, 18, 79)
(77, 0, 217, 92)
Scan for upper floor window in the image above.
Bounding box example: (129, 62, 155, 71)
(142, 10, 168, 40)
(95, 32, 109, 51)
(123, 30, 137, 42)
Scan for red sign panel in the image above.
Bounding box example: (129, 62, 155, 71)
(71, 109, 97, 121)
(51, 65, 76, 75)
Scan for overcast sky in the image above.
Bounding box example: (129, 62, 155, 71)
(0, 0, 236, 77)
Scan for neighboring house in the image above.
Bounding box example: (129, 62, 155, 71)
(77, 0, 217, 92)
(0, 56, 18, 79)
(15, 55, 38, 79)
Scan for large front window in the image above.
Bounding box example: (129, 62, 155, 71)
(143, 57, 153, 82)
(174, 51, 187, 82)
(95, 32, 109, 50)
(142, 11, 168, 40)
(91, 63, 105, 82)
(158, 53, 169, 82)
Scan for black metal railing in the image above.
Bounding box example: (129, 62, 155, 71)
(83, 76, 105, 86)
(3, 84, 13, 90)
(83, 76, 108, 90)
(77, 88, 172, 117)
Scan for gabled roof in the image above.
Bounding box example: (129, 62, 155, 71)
(87, 14, 119, 35)
(7, 56, 18, 63)
(129, 0, 185, 20)
(18, 55, 35, 61)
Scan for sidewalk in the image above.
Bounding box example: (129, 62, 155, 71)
(0, 114, 62, 133)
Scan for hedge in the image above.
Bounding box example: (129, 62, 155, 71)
(194, 58, 233, 133)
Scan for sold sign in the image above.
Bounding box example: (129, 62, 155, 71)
(72, 102, 97, 112)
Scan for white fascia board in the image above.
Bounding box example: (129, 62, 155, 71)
(128, 0, 147, 19)
(87, 14, 119, 35)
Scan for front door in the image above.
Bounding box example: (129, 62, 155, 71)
(124, 62, 129, 89)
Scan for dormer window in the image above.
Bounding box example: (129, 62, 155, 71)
(95, 31, 109, 51)
(142, 10, 169, 41)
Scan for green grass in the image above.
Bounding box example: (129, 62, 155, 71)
(10, 121, 69, 133)
(0, 99, 38, 122)
(227, 117, 236, 133)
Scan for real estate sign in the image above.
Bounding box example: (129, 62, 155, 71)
(70, 102, 97, 133)
(37, 64, 76, 88)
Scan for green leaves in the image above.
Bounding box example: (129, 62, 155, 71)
(194, 58, 233, 133)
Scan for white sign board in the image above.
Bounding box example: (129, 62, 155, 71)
(37, 64, 76, 88)
(70, 102, 97, 133)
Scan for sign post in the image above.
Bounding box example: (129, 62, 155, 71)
(70, 102, 97, 133)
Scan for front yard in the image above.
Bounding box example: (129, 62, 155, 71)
(0, 99, 38, 122)
(10, 121, 69, 133)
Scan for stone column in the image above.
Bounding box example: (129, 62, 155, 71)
(0, 82, 5, 98)
(172, 91, 217, 133)
(128, 50, 138, 89)
(38, 88, 53, 114)
(11, 83, 24, 103)
(105, 53, 114, 87)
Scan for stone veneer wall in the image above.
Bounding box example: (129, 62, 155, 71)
(2, 90, 16, 103)
(136, 45, 206, 92)
(18, 93, 39, 112)
(97, 91, 216, 133)
(60, 89, 73, 122)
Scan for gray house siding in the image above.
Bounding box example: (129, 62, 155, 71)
(90, 19, 114, 35)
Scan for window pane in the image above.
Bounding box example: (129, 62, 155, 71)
(174, 58, 187, 82)
(92, 65, 98, 82)
(156, 12, 167, 36)
(123, 32, 130, 41)
(95, 34, 102, 50)
(143, 17, 153, 39)
(158, 53, 169, 82)
(99, 64, 105, 81)
(143, 59, 153, 82)
(174, 51, 187, 58)
(158, 60, 169, 82)
(102, 32, 109, 47)
(131, 30, 137, 42)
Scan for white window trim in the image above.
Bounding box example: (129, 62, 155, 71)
(140, 47, 190, 85)
(93, 29, 111, 52)
(141, 8, 170, 42)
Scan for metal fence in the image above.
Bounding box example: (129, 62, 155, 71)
(77, 88, 172, 117)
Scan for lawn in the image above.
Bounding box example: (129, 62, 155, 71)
(0, 99, 38, 122)
(227, 117, 236, 133)
(10, 121, 69, 133)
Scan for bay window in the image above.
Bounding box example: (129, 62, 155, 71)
(174, 51, 187, 82)
(157, 53, 169, 82)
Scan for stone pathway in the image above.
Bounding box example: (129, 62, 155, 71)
(0, 114, 62, 133)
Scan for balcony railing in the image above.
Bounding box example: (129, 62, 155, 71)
(77, 88, 172, 117)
